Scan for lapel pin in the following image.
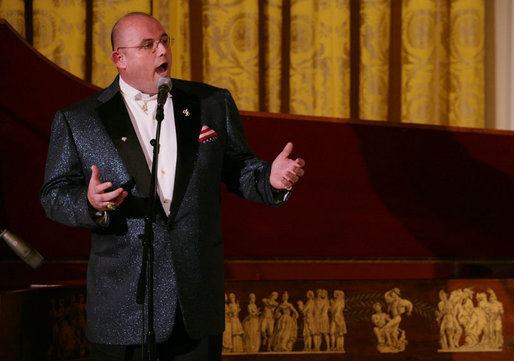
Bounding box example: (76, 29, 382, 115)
(182, 109, 190, 117)
(121, 137, 127, 142)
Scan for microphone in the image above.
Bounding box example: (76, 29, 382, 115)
(156, 77, 172, 121)
(1, 229, 44, 269)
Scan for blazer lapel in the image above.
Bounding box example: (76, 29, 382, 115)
(96, 88, 152, 199)
(95, 78, 198, 222)
(169, 85, 202, 223)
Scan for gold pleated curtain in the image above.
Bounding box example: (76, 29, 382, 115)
(0, 0, 485, 127)
(401, 0, 484, 127)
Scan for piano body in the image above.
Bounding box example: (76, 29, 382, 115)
(0, 19, 513, 360)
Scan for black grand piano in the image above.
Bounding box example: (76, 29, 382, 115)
(1, 19, 512, 361)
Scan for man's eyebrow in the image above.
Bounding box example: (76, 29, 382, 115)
(140, 33, 168, 43)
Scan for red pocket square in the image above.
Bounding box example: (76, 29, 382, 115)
(199, 124, 218, 143)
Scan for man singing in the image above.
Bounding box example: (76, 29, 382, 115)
(40, 12, 304, 361)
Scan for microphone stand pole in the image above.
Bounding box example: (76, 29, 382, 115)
(136, 103, 166, 361)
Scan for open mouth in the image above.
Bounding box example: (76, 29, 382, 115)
(156, 62, 168, 75)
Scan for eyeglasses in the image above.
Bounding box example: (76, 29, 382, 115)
(117, 35, 174, 52)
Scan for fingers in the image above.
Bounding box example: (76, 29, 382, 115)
(90, 187, 127, 211)
(269, 143, 305, 190)
(295, 168, 305, 177)
(280, 174, 300, 190)
(279, 142, 293, 158)
(90, 165, 101, 184)
(115, 190, 129, 206)
(295, 157, 306, 167)
(95, 187, 125, 203)
(94, 181, 113, 194)
(284, 161, 304, 182)
(279, 177, 294, 189)
(286, 172, 300, 184)
(87, 165, 128, 211)
(102, 190, 128, 210)
(289, 163, 305, 177)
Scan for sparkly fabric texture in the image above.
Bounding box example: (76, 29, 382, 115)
(40, 77, 287, 344)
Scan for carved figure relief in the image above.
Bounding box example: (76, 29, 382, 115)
(227, 293, 244, 352)
(372, 288, 413, 353)
(260, 291, 279, 352)
(36, 281, 507, 358)
(330, 290, 347, 351)
(297, 290, 316, 351)
(242, 293, 261, 352)
(314, 288, 331, 351)
(221, 284, 508, 355)
(436, 287, 504, 352)
(372, 302, 390, 346)
(223, 293, 232, 352)
(271, 291, 299, 352)
(224, 289, 350, 354)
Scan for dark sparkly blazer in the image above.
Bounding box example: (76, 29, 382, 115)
(40, 77, 287, 345)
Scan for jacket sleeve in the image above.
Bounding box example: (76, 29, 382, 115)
(40, 110, 105, 229)
(220, 89, 289, 207)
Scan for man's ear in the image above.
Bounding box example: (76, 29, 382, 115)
(111, 50, 125, 69)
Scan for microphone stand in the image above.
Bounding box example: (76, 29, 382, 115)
(136, 98, 166, 361)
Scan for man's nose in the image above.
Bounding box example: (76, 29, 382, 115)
(155, 41, 167, 55)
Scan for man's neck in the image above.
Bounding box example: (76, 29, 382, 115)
(119, 75, 157, 96)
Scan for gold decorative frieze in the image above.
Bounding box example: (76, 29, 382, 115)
(223, 279, 511, 358)
(436, 287, 504, 352)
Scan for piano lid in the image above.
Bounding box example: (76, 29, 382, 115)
(1, 19, 513, 261)
(0, 19, 96, 258)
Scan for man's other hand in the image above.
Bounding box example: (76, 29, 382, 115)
(87, 165, 128, 211)
(270, 142, 305, 190)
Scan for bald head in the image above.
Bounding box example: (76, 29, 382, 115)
(110, 12, 171, 94)
(111, 12, 156, 50)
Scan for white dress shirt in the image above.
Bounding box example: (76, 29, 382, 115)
(119, 76, 177, 216)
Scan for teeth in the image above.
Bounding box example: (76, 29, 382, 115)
(156, 64, 167, 73)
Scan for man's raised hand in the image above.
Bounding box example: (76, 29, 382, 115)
(269, 142, 305, 190)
